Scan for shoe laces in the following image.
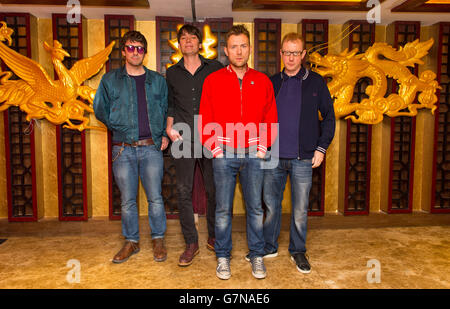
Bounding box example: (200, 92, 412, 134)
(217, 257, 230, 272)
(251, 257, 265, 271)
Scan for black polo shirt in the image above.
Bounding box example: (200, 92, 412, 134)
(166, 55, 223, 142)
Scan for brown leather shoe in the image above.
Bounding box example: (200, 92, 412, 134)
(206, 237, 215, 252)
(178, 243, 199, 267)
(152, 238, 167, 262)
(112, 241, 140, 264)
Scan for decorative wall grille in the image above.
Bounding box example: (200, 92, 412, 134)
(53, 14, 87, 220)
(432, 22, 450, 213)
(302, 19, 329, 215)
(254, 18, 281, 77)
(104, 15, 135, 219)
(388, 21, 420, 213)
(344, 21, 375, 215)
(0, 13, 37, 221)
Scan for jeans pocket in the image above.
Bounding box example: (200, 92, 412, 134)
(112, 145, 125, 162)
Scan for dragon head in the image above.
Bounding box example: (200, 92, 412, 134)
(44, 40, 71, 61)
(310, 48, 368, 91)
(310, 52, 340, 78)
(310, 48, 361, 78)
(0, 22, 14, 46)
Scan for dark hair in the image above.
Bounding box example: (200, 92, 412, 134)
(120, 30, 147, 53)
(177, 24, 202, 43)
(225, 24, 250, 45)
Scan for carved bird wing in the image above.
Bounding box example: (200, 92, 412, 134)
(70, 41, 115, 86)
(0, 43, 55, 93)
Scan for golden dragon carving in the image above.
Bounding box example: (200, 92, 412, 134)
(166, 24, 218, 69)
(309, 38, 440, 124)
(0, 22, 114, 131)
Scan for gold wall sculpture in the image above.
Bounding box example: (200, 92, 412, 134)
(309, 37, 440, 125)
(0, 22, 114, 132)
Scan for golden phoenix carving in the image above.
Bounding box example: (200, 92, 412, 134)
(166, 24, 218, 69)
(310, 39, 440, 124)
(0, 22, 114, 131)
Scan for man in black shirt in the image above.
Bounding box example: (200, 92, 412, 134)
(166, 24, 223, 267)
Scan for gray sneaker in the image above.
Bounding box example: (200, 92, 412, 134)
(250, 256, 267, 279)
(216, 257, 231, 280)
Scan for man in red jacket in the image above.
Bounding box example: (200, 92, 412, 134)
(198, 24, 278, 280)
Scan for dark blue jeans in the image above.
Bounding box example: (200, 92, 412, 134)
(112, 144, 166, 242)
(213, 154, 265, 259)
(263, 158, 312, 255)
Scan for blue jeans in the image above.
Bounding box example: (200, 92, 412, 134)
(213, 154, 265, 259)
(112, 144, 166, 242)
(263, 158, 312, 255)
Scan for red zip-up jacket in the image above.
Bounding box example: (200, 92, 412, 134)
(198, 65, 278, 157)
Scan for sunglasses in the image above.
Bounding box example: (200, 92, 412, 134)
(125, 45, 146, 54)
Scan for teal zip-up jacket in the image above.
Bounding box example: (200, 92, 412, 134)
(93, 66, 168, 150)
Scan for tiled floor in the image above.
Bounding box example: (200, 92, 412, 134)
(0, 213, 449, 289)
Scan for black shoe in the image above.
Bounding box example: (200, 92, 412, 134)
(291, 253, 311, 274)
(245, 250, 278, 262)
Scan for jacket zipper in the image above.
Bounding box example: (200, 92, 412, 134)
(297, 78, 303, 160)
(240, 80, 243, 119)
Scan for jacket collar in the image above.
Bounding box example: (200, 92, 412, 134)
(226, 64, 250, 75)
(281, 66, 309, 81)
(119, 65, 152, 84)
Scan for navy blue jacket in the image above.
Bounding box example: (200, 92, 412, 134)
(270, 67, 336, 160)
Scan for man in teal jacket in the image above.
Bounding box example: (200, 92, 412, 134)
(94, 30, 169, 264)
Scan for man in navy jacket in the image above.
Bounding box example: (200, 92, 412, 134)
(262, 32, 335, 273)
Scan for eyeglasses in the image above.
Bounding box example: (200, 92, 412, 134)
(125, 45, 146, 54)
(281, 50, 304, 56)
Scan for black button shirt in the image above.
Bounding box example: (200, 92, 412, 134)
(166, 55, 223, 142)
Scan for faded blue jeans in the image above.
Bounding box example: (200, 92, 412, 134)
(112, 144, 166, 242)
(213, 154, 265, 259)
(263, 158, 312, 255)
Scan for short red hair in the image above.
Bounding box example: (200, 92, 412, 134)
(281, 32, 305, 49)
